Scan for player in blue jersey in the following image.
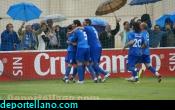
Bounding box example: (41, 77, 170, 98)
(64, 25, 77, 83)
(139, 22, 162, 83)
(71, 20, 97, 84)
(83, 19, 110, 82)
(123, 22, 145, 82)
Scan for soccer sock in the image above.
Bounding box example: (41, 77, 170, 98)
(65, 66, 71, 79)
(92, 65, 99, 77)
(148, 66, 156, 75)
(93, 63, 108, 75)
(131, 68, 138, 80)
(87, 65, 96, 79)
(72, 67, 77, 78)
(77, 65, 84, 81)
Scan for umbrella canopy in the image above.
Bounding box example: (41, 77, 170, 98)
(156, 12, 175, 28)
(90, 18, 108, 26)
(129, 0, 162, 5)
(129, 0, 162, 13)
(44, 14, 67, 23)
(7, 2, 42, 22)
(95, 0, 127, 16)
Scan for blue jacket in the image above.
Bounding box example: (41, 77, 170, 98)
(21, 32, 36, 50)
(1, 30, 20, 51)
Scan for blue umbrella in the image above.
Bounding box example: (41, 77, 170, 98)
(129, 0, 162, 5)
(7, 2, 42, 22)
(129, 0, 162, 13)
(156, 12, 175, 28)
(90, 18, 108, 26)
(89, 18, 108, 34)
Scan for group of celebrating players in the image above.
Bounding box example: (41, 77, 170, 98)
(63, 19, 162, 84)
(63, 19, 110, 84)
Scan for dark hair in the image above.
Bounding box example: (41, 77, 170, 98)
(141, 14, 150, 22)
(73, 20, 81, 26)
(67, 24, 73, 30)
(47, 19, 53, 24)
(6, 23, 13, 29)
(154, 24, 160, 28)
(133, 22, 141, 33)
(85, 19, 92, 25)
(41, 22, 47, 27)
(44, 27, 49, 34)
(123, 21, 129, 26)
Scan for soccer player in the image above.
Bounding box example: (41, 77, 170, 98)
(71, 20, 97, 84)
(83, 19, 110, 82)
(64, 25, 77, 83)
(139, 23, 162, 83)
(123, 22, 144, 82)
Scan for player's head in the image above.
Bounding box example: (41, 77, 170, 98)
(83, 19, 92, 26)
(73, 20, 81, 27)
(133, 22, 141, 33)
(140, 22, 148, 31)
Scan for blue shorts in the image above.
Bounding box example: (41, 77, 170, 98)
(65, 51, 76, 64)
(140, 55, 151, 64)
(90, 47, 102, 63)
(128, 55, 142, 70)
(76, 48, 90, 62)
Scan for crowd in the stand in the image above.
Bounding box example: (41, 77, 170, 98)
(0, 14, 175, 51)
(0, 19, 68, 51)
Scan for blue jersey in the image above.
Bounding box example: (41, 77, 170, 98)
(84, 26, 102, 48)
(142, 30, 150, 55)
(67, 33, 77, 52)
(128, 32, 144, 56)
(72, 29, 89, 48)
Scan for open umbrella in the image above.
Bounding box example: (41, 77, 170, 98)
(95, 0, 127, 16)
(90, 18, 108, 34)
(156, 12, 175, 28)
(90, 18, 108, 26)
(129, 0, 162, 13)
(44, 14, 67, 23)
(7, 2, 42, 22)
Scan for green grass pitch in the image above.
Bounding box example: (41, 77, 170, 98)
(0, 78, 175, 100)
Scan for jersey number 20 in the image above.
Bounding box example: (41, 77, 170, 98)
(133, 39, 142, 48)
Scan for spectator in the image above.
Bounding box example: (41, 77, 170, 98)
(18, 23, 37, 50)
(160, 24, 175, 47)
(173, 23, 175, 35)
(1, 23, 20, 51)
(54, 25, 61, 48)
(119, 21, 131, 47)
(46, 19, 59, 49)
(38, 23, 50, 50)
(59, 26, 68, 49)
(150, 25, 164, 48)
(141, 14, 152, 29)
(47, 19, 54, 32)
(99, 17, 120, 48)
